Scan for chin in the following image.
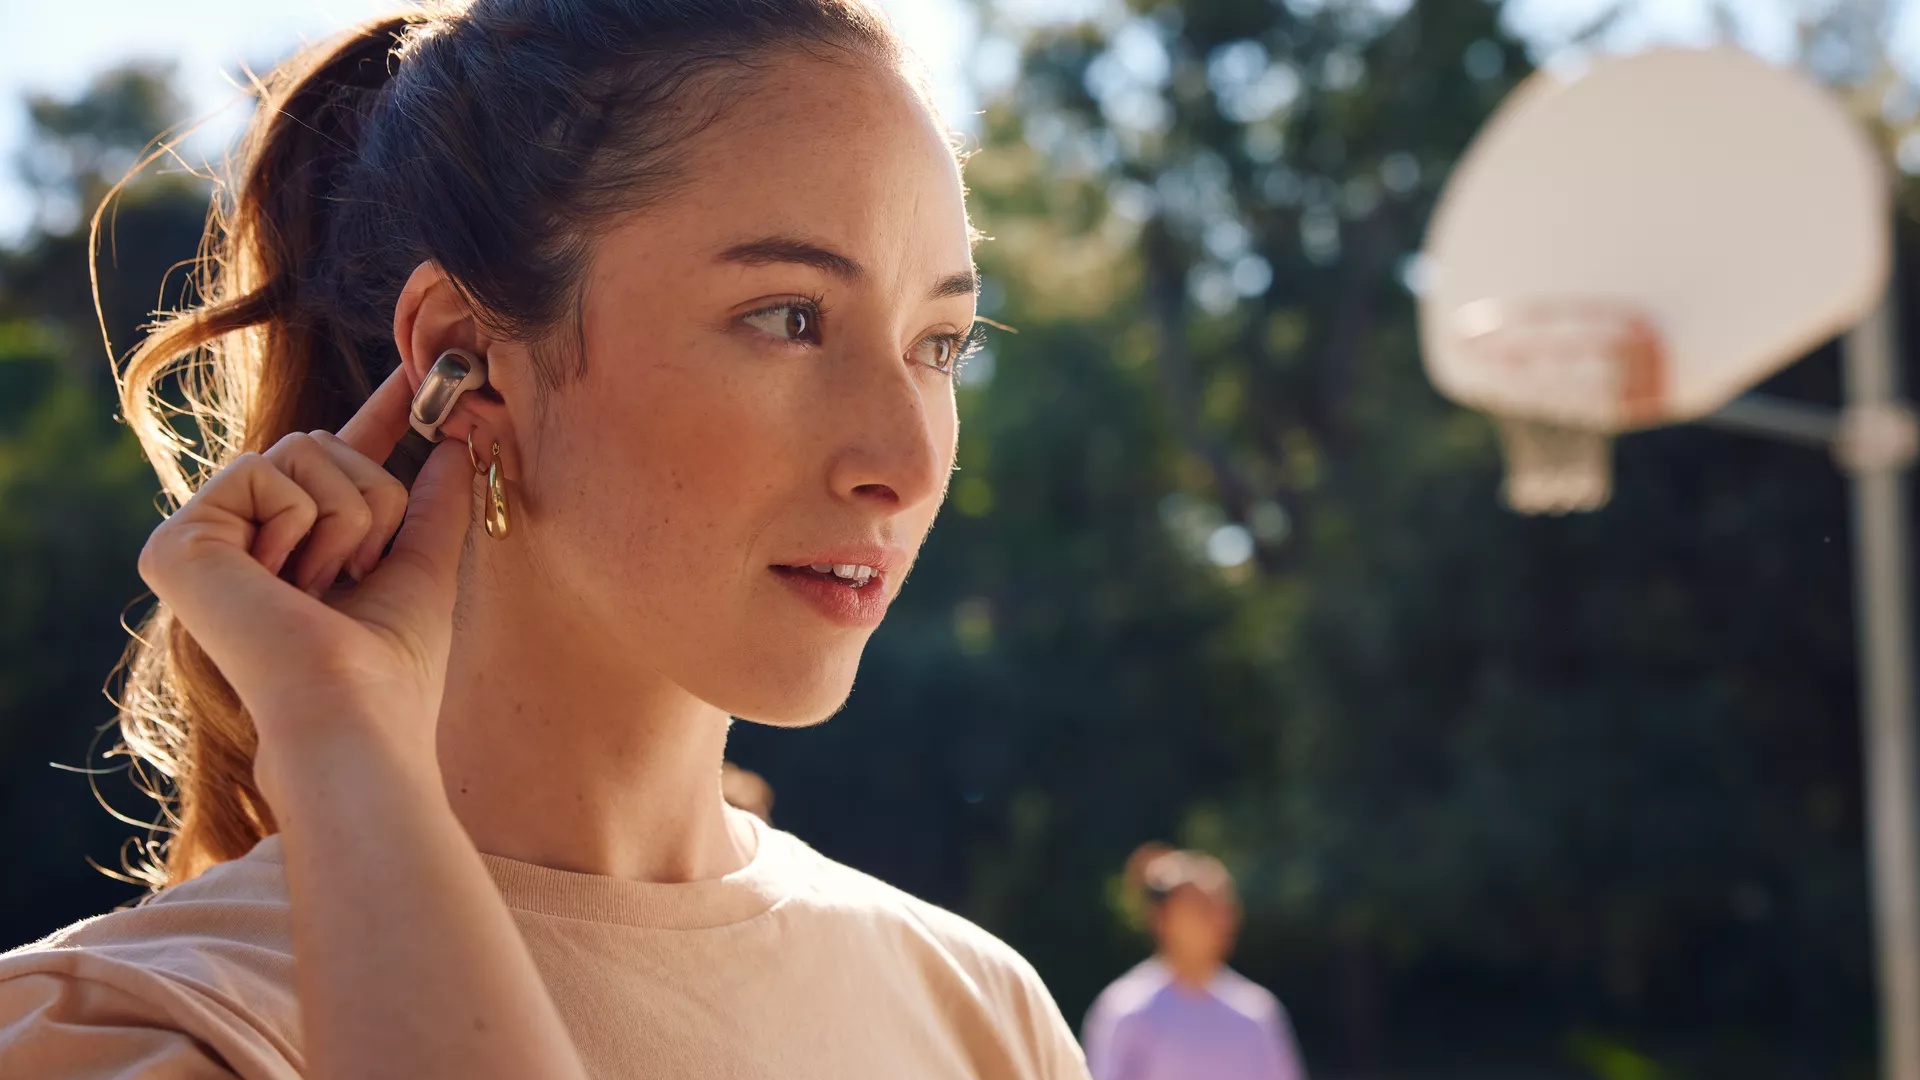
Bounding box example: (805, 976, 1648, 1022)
(708, 649, 864, 729)
(728, 687, 853, 729)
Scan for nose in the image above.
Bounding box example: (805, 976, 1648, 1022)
(823, 339, 947, 512)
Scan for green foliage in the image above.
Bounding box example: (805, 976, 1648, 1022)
(0, 317, 158, 930)
(14, 61, 187, 233)
(0, 63, 205, 938)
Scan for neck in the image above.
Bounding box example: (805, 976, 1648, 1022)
(1160, 951, 1222, 990)
(434, 551, 752, 883)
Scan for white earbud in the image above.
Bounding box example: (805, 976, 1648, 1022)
(408, 348, 489, 443)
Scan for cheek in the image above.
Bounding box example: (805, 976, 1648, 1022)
(938, 389, 960, 471)
(917, 380, 962, 520)
(539, 343, 791, 575)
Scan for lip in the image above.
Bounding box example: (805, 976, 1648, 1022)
(769, 544, 905, 629)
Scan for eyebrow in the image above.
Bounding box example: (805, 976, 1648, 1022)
(716, 235, 979, 303)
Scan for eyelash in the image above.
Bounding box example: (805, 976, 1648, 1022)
(742, 293, 984, 377)
(925, 324, 989, 377)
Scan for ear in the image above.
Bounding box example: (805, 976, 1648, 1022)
(394, 260, 490, 397)
(393, 261, 517, 461)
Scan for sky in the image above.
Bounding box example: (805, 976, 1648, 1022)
(0, 0, 1915, 239)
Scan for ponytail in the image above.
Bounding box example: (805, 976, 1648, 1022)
(110, 14, 420, 885)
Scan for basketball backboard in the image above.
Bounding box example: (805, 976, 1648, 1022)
(1417, 47, 1890, 512)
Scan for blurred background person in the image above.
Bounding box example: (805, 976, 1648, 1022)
(1083, 844, 1307, 1080)
(721, 762, 775, 824)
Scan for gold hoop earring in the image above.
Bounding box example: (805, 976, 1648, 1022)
(466, 432, 511, 538)
(485, 441, 511, 540)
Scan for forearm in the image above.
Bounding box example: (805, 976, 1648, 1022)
(271, 726, 587, 1080)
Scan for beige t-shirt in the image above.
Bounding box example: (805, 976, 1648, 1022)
(0, 812, 1090, 1079)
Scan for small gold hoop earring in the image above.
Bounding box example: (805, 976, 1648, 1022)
(466, 431, 489, 475)
(485, 441, 511, 540)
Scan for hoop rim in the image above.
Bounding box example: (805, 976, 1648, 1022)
(1445, 296, 1670, 435)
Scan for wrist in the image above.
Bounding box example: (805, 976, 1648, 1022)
(253, 713, 447, 827)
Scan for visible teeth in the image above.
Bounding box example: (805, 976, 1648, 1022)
(792, 562, 876, 585)
(813, 564, 876, 585)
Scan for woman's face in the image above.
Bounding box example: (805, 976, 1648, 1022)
(512, 53, 972, 726)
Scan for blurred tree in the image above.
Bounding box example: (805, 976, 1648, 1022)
(3, 62, 207, 388)
(0, 63, 207, 941)
(14, 62, 186, 232)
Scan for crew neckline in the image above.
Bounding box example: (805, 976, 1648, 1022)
(246, 809, 795, 931)
(480, 811, 792, 930)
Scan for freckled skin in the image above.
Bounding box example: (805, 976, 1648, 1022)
(478, 54, 973, 725)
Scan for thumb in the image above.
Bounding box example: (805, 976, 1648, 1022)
(349, 438, 476, 647)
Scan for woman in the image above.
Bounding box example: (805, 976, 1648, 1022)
(0, 2, 1089, 1077)
(1082, 845, 1307, 1080)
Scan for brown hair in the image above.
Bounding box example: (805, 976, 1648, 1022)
(106, 0, 930, 886)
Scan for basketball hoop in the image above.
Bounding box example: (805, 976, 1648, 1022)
(1417, 47, 1888, 517)
(1449, 298, 1668, 515)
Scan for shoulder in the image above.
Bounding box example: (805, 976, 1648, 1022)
(4, 838, 297, 1007)
(772, 830, 1045, 989)
(773, 829, 1039, 988)
(0, 839, 301, 1078)
(1087, 958, 1174, 1026)
(765, 828, 1089, 1078)
(1210, 967, 1287, 1027)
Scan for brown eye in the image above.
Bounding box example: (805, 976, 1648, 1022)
(913, 335, 956, 373)
(743, 301, 822, 344)
(914, 325, 982, 375)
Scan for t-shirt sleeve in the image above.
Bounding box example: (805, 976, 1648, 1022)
(1042, 991, 1093, 1079)
(1260, 999, 1308, 1080)
(1088, 1007, 1150, 1080)
(1081, 993, 1117, 1080)
(1010, 955, 1092, 1080)
(0, 970, 238, 1078)
(0, 957, 300, 1080)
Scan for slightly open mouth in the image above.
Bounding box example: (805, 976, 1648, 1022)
(772, 564, 879, 589)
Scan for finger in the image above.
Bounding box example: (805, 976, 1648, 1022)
(348, 438, 475, 654)
(335, 364, 416, 464)
(264, 432, 375, 595)
(190, 453, 319, 581)
(310, 429, 410, 580)
(139, 454, 326, 671)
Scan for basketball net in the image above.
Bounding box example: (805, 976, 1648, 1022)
(1495, 419, 1614, 514)
(1453, 300, 1668, 516)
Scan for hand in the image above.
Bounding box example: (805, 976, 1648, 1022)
(136, 366, 475, 810)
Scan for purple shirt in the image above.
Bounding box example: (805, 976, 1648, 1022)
(1082, 959, 1306, 1080)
